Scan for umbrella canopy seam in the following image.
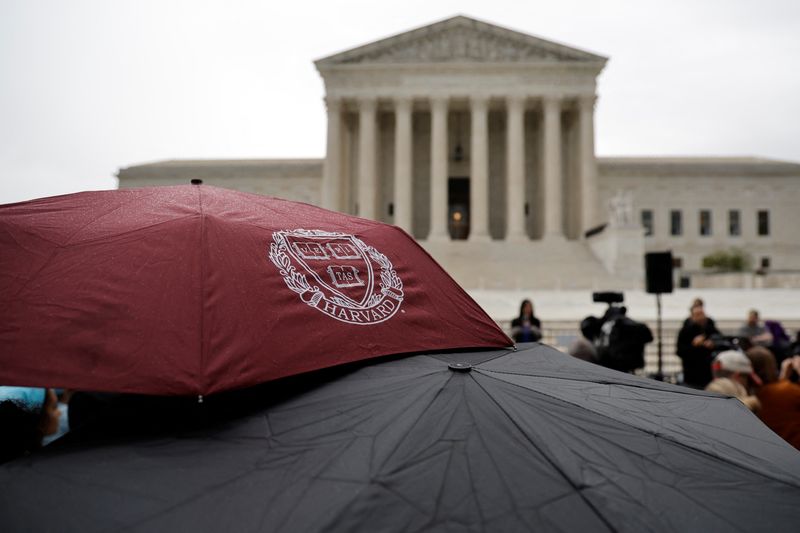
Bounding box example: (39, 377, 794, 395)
(467, 372, 618, 531)
(479, 367, 719, 397)
(3, 194, 195, 301)
(475, 368, 800, 489)
(197, 185, 207, 396)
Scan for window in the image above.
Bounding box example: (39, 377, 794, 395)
(760, 257, 771, 269)
(699, 210, 712, 236)
(670, 210, 682, 236)
(641, 209, 653, 236)
(728, 210, 740, 236)
(672, 256, 683, 269)
(758, 210, 770, 236)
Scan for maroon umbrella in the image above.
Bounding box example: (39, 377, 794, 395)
(0, 184, 510, 395)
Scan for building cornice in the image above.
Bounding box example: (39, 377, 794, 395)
(598, 157, 800, 177)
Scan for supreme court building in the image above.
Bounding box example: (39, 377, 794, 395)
(118, 16, 800, 290)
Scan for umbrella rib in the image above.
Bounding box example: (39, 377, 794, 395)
(476, 369, 800, 490)
(481, 367, 715, 397)
(196, 185, 207, 395)
(61, 188, 163, 247)
(5, 188, 195, 300)
(375, 370, 456, 474)
(459, 384, 538, 528)
(469, 373, 618, 532)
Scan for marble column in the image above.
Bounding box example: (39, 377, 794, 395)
(321, 96, 342, 210)
(542, 96, 564, 239)
(393, 97, 413, 233)
(428, 97, 449, 240)
(469, 96, 490, 241)
(578, 95, 598, 235)
(505, 95, 527, 240)
(357, 98, 377, 219)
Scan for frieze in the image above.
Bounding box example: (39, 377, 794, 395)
(340, 25, 576, 64)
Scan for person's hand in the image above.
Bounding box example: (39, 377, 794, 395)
(692, 334, 706, 347)
(779, 356, 800, 380)
(703, 339, 715, 350)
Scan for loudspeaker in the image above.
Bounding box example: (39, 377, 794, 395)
(645, 251, 673, 294)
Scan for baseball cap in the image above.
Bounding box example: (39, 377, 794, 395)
(713, 350, 763, 386)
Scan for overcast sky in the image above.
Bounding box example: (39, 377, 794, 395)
(1, 0, 798, 204)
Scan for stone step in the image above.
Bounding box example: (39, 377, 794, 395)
(420, 239, 640, 290)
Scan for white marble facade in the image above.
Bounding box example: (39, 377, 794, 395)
(317, 16, 605, 242)
(117, 16, 800, 288)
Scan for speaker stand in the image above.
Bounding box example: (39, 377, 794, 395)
(654, 293, 664, 381)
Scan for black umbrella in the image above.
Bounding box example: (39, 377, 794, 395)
(2, 344, 799, 532)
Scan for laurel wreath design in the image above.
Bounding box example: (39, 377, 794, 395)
(268, 229, 403, 310)
(268, 232, 320, 304)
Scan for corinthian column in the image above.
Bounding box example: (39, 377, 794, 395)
(505, 95, 527, 241)
(428, 96, 449, 241)
(469, 95, 490, 241)
(578, 95, 599, 235)
(393, 97, 413, 233)
(357, 98, 377, 220)
(542, 96, 563, 239)
(321, 96, 342, 210)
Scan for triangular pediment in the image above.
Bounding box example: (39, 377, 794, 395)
(316, 15, 606, 66)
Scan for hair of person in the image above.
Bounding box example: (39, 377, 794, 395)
(0, 400, 45, 463)
(518, 299, 533, 319)
(746, 346, 777, 384)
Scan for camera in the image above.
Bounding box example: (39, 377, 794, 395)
(582, 291, 653, 372)
(592, 291, 624, 305)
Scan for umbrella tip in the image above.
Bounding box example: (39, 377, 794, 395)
(448, 362, 473, 373)
(191, 179, 203, 185)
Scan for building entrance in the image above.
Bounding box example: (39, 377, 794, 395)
(448, 177, 470, 240)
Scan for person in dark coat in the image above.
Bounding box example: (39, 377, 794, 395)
(677, 305, 720, 388)
(510, 299, 542, 343)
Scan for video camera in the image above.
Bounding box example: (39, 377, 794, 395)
(592, 291, 624, 305)
(582, 291, 653, 373)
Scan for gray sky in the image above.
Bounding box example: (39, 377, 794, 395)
(1, 0, 798, 204)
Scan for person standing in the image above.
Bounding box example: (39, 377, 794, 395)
(677, 305, 720, 388)
(510, 299, 542, 343)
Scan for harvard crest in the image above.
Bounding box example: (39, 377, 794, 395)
(269, 229, 404, 325)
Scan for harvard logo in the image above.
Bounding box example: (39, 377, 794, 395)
(269, 229, 404, 325)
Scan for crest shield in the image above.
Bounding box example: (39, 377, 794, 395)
(269, 229, 403, 325)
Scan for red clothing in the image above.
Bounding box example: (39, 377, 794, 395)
(756, 380, 800, 449)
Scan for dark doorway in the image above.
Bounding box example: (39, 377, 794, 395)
(448, 177, 470, 240)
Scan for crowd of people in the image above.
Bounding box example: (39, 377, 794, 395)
(676, 298, 800, 449)
(510, 295, 800, 451)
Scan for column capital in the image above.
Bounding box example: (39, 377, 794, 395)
(394, 96, 413, 111)
(542, 95, 562, 110)
(324, 96, 342, 111)
(577, 94, 598, 111)
(429, 96, 449, 111)
(470, 95, 490, 109)
(506, 94, 527, 109)
(358, 97, 377, 112)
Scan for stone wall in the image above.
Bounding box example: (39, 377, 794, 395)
(598, 158, 800, 271)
